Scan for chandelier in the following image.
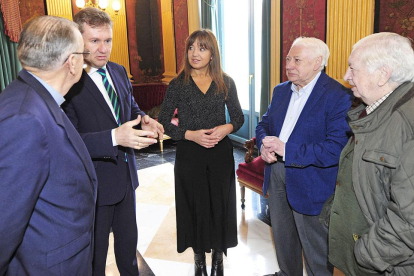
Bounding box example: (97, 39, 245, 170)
(75, 0, 121, 14)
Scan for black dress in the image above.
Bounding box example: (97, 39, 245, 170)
(158, 74, 244, 254)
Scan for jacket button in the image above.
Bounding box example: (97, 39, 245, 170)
(336, 181, 340, 186)
(380, 156, 385, 162)
(353, 125, 358, 130)
(355, 140, 358, 145)
(353, 234, 361, 242)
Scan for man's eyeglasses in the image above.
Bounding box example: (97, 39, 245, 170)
(72, 51, 90, 59)
(63, 51, 90, 64)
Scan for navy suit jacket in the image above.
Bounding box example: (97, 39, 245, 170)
(256, 71, 352, 215)
(0, 70, 97, 275)
(63, 62, 145, 206)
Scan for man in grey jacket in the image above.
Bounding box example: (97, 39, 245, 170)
(328, 32, 414, 276)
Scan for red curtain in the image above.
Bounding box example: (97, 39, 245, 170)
(1, 0, 22, 42)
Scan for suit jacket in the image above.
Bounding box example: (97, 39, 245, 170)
(256, 71, 352, 215)
(0, 70, 97, 275)
(63, 62, 145, 206)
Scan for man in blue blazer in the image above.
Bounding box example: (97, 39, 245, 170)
(257, 37, 352, 276)
(63, 8, 163, 276)
(0, 16, 97, 275)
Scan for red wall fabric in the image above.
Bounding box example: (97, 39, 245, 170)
(281, 0, 326, 82)
(378, 0, 414, 40)
(173, 0, 189, 73)
(19, 0, 45, 27)
(1, 0, 22, 42)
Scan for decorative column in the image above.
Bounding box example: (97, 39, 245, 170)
(46, 0, 73, 20)
(160, 0, 177, 82)
(270, 0, 281, 95)
(173, 0, 189, 73)
(326, 0, 375, 85)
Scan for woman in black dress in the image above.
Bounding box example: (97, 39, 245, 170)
(158, 29, 244, 276)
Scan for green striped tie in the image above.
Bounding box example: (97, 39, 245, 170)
(97, 68, 121, 126)
(97, 68, 128, 162)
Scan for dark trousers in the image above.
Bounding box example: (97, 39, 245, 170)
(268, 162, 333, 276)
(93, 181, 139, 276)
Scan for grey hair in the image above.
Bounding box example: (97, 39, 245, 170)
(18, 16, 79, 71)
(291, 37, 330, 70)
(353, 32, 414, 83)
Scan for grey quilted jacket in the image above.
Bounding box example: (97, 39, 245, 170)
(349, 82, 414, 275)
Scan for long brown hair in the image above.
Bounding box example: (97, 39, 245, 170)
(179, 29, 228, 97)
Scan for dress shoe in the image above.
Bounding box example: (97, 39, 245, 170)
(210, 249, 224, 276)
(194, 251, 208, 276)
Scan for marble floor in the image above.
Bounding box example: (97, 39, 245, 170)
(104, 140, 336, 276)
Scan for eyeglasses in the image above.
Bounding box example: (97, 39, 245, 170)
(63, 50, 90, 65)
(72, 51, 90, 59)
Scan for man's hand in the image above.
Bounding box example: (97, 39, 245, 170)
(185, 129, 220, 148)
(141, 115, 164, 139)
(260, 136, 285, 163)
(262, 136, 285, 156)
(115, 115, 157, 149)
(261, 144, 277, 163)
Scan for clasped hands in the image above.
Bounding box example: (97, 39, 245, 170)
(115, 115, 164, 150)
(261, 136, 285, 163)
(186, 124, 233, 148)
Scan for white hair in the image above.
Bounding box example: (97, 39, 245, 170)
(18, 16, 79, 71)
(353, 32, 414, 83)
(291, 37, 330, 70)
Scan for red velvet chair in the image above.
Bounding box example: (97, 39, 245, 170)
(236, 138, 267, 209)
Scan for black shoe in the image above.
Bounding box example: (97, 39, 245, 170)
(210, 249, 224, 276)
(194, 251, 208, 276)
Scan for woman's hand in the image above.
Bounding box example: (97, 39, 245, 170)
(185, 129, 220, 148)
(185, 124, 233, 148)
(208, 124, 233, 142)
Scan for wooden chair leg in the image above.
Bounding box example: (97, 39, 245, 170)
(240, 184, 246, 209)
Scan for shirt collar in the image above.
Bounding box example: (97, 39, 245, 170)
(85, 64, 107, 76)
(291, 71, 321, 95)
(27, 71, 65, 106)
(366, 90, 394, 115)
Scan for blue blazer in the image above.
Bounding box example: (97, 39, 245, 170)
(256, 71, 352, 215)
(0, 70, 97, 275)
(63, 62, 145, 206)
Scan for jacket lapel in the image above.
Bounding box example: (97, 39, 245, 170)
(80, 70, 118, 125)
(19, 70, 97, 185)
(273, 88, 292, 136)
(291, 71, 328, 131)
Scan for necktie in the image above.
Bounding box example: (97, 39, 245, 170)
(97, 68, 121, 126)
(97, 68, 128, 162)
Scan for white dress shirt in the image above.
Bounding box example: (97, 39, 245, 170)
(279, 71, 321, 159)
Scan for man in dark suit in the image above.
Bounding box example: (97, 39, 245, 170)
(63, 7, 164, 276)
(257, 37, 352, 276)
(0, 16, 97, 275)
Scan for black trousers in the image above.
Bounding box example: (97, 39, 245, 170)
(92, 178, 138, 276)
(174, 136, 238, 255)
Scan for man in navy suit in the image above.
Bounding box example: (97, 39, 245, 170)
(63, 7, 163, 276)
(0, 16, 97, 275)
(257, 37, 352, 276)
